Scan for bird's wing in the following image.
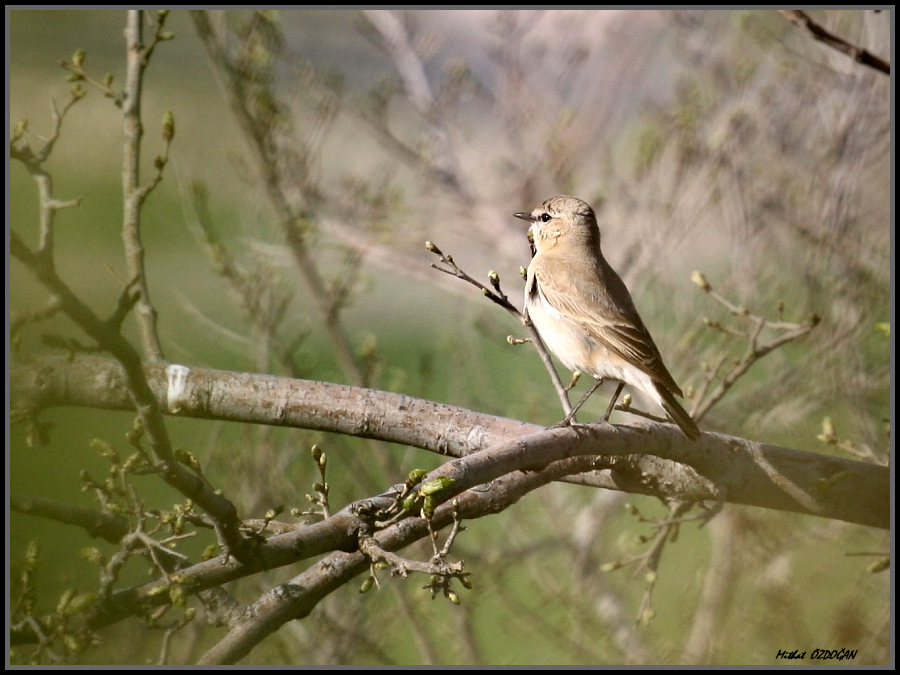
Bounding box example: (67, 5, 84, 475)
(531, 256, 683, 395)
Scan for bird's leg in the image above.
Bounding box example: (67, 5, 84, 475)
(603, 382, 626, 422)
(557, 377, 604, 426)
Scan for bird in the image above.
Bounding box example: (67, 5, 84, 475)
(515, 195, 701, 440)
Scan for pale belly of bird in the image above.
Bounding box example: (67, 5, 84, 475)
(528, 296, 663, 409)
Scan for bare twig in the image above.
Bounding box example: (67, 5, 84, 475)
(121, 10, 169, 361)
(361, 10, 470, 197)
(10, 89, 85, 257)
(426, 241, 574, 417)
(190, 10, 366, 385)
(817, 416, 888, 466)
(777, 10, 890, 75)
(689, 272, 820, 423)
(359, 535, 465, 579)
(10, 494, 129, 543)
(187, 181, 301, 376)
(601, 501, 707, 625)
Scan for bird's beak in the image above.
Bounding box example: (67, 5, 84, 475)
(515, 212, 537, 255)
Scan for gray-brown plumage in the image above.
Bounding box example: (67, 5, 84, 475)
(516, 195, 700, 440)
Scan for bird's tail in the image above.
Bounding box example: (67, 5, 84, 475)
(658, 387, 701, 441)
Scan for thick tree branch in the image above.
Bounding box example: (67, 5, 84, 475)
(10, 354, 888, 531)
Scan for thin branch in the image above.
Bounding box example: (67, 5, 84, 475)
(361, 10, 471, 197)
(359, 535, 465, 579)
(10, 494, 130, 543)
(777, 10, 890, 75)
(600, 501, 697, 626)
(121, 10, 167, 361)
(426, 241, 574, 417)
(689, 272, 820, 422)
(186, 182, 301, 376)
(190, 10, 365, 385)
(10, 90, 85, 258)
(10, 234, 251, 561)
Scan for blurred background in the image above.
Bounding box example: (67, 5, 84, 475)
(9, 9, 891, 665)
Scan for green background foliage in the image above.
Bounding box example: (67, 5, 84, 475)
(9, 9, 890, 665)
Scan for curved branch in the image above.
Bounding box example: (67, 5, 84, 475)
(11, 354, 889, 530)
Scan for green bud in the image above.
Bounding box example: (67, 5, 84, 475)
(691, 270, 711, 292)
(162, 111, 175, 142)
(80, 547, 105, 566)
(169, 585, 186, 607)
(146, 584, 169, 598)
(57, 587, 76, 615)
(418, 476, 455, 496)
(174, 448, 201, 472)
(64, 592, 98, 616)
(422, 495, 435, 518)
(407, 469, 427, 485)
(63, 634, 86, 654)
(817, 417, 836, 444)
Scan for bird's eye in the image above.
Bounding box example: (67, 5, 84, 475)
(540, 213, 552, 222)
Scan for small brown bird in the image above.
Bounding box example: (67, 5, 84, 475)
(516, 195, 700, 440)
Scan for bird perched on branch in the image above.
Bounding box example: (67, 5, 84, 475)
(516, 195, 700, 440)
